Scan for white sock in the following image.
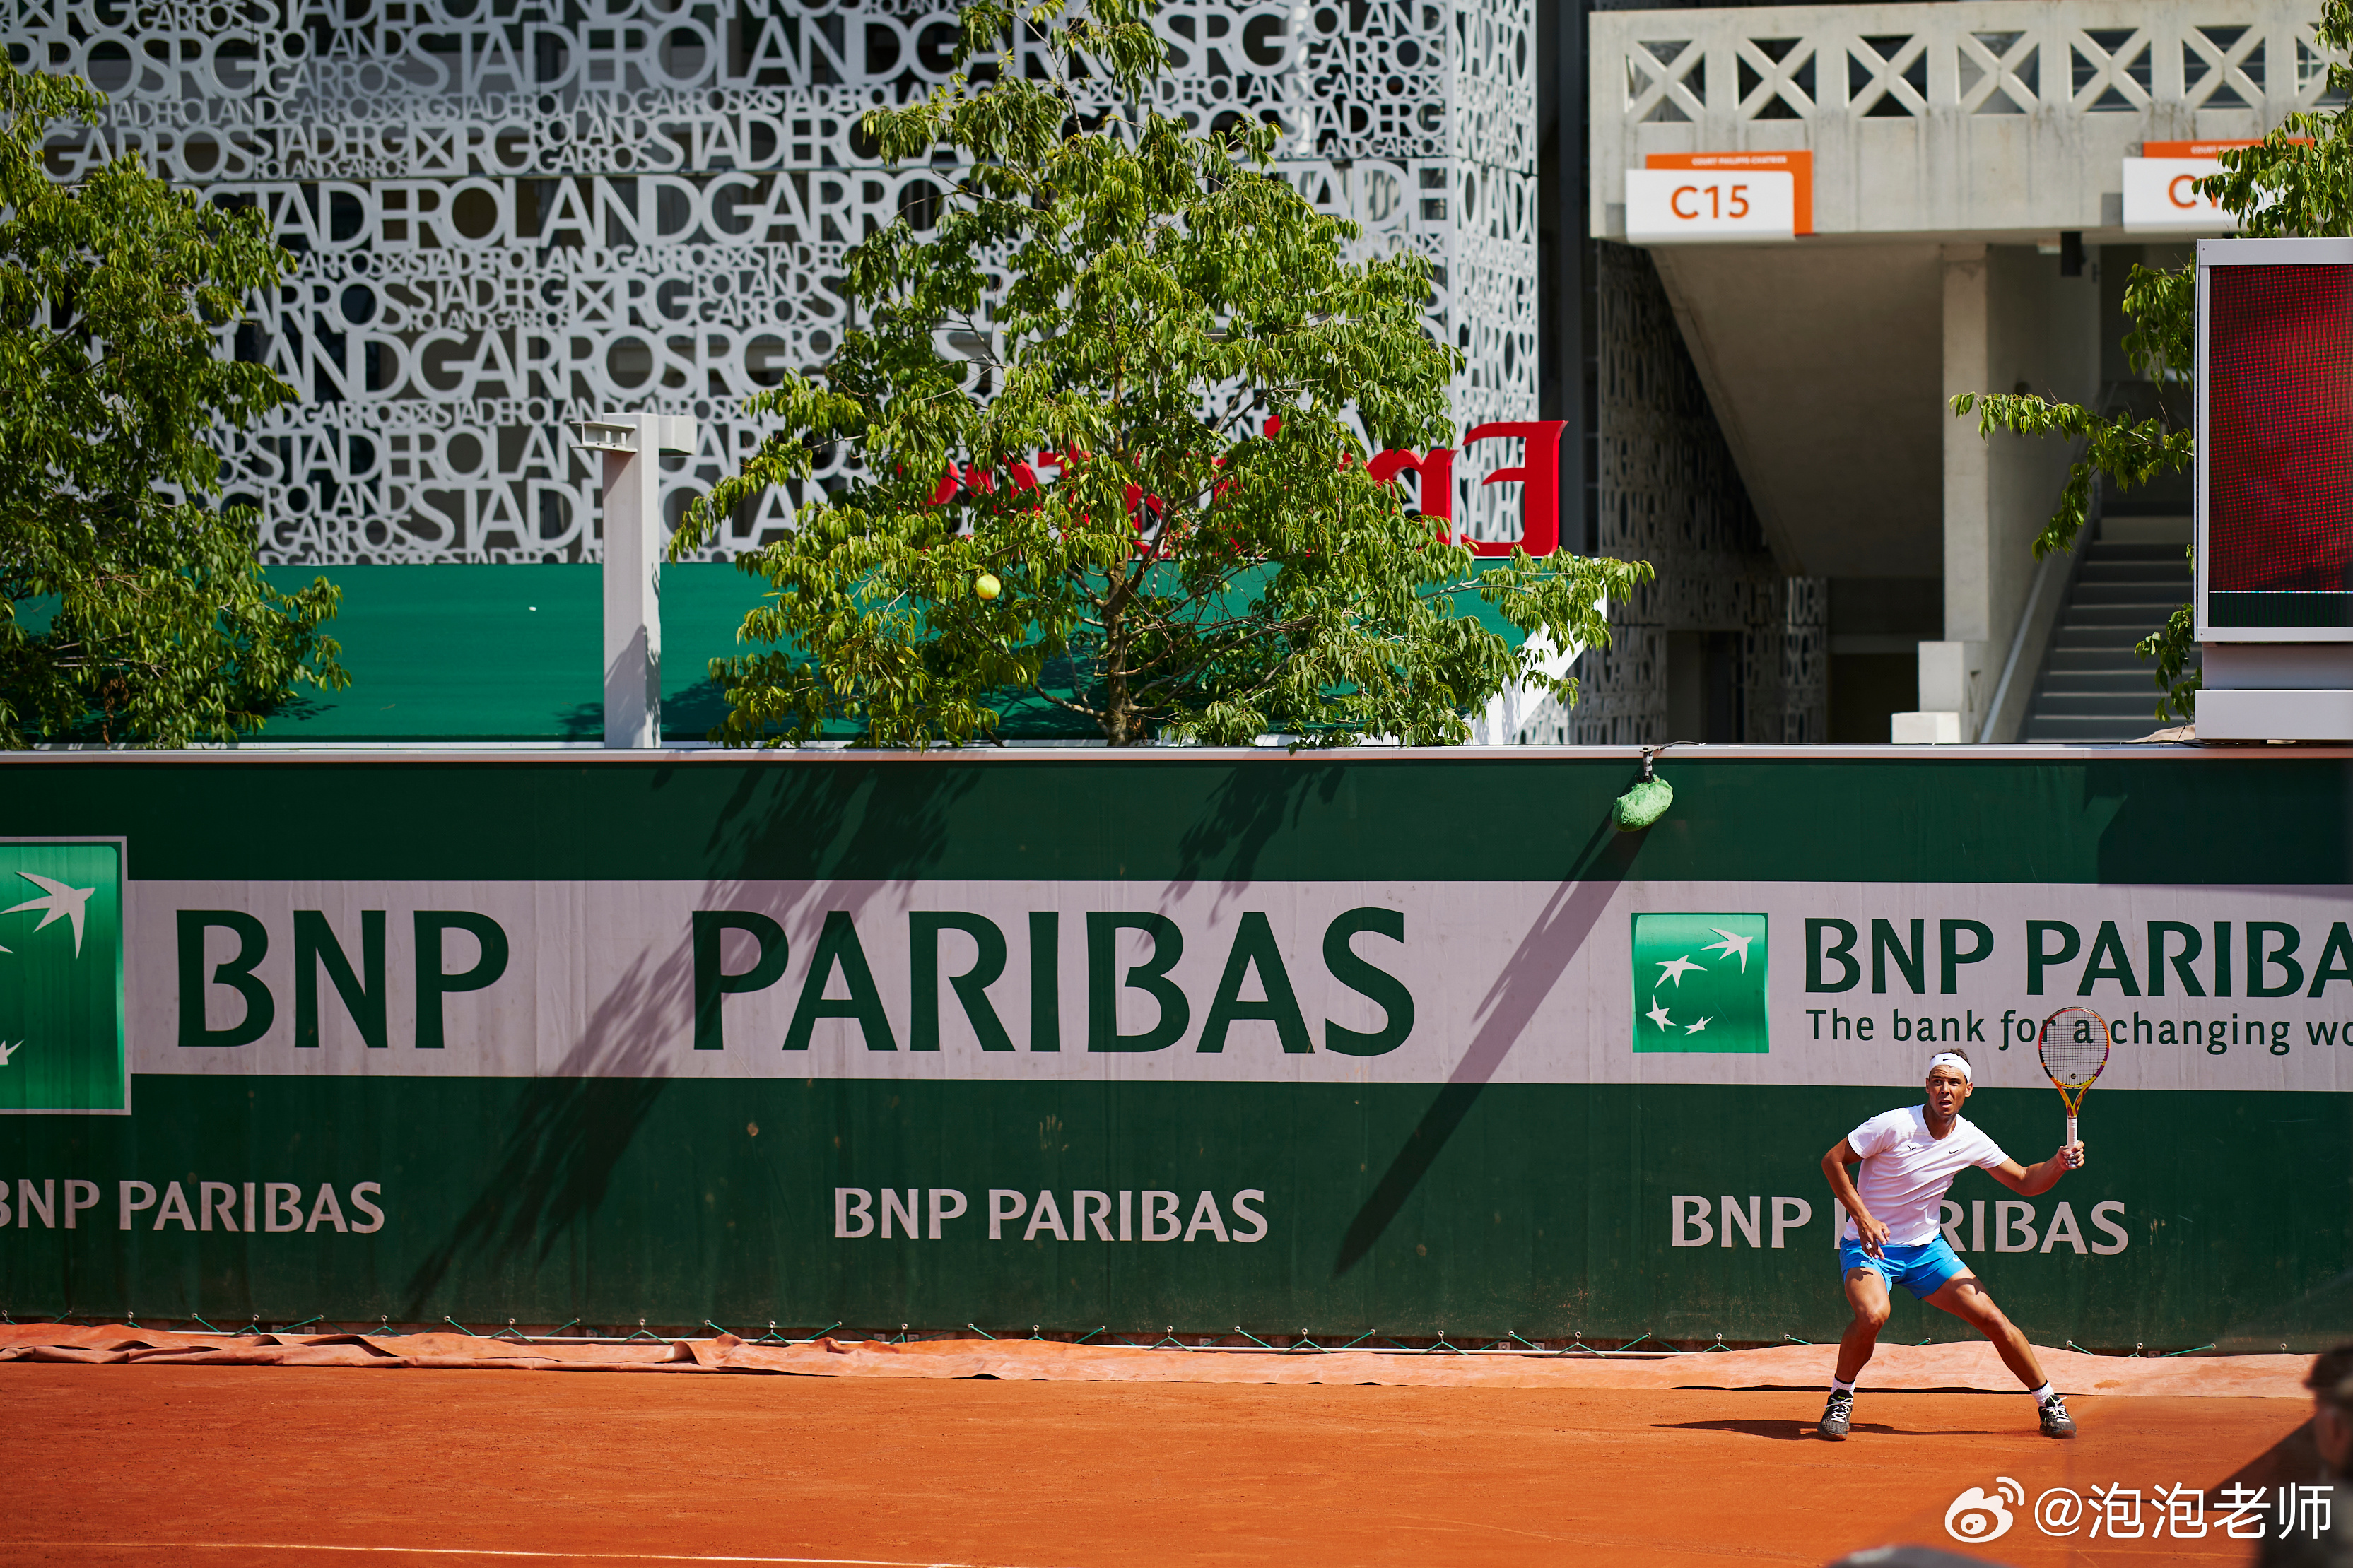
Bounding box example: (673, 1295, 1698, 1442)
(2029, 1381, 2054, 1404)
(1831, 1377, 1856, 1396)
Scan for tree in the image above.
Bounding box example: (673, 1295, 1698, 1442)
(1951, 0, 2353, 724)
(671, 0, 1648, 748)
(0, 61, 344, 748)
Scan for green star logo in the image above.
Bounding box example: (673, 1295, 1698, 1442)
(1630, 912, 1768, 1054)
(0, 840, 127, 1114)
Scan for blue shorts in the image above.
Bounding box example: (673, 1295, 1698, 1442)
(1839, 1235, 1968, 1300)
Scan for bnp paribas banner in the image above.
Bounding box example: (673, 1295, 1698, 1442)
(1, 753, 2349, 1347)
(128, 880, 2353, 1090)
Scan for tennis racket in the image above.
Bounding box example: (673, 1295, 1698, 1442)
(2038, 1006, 2111, 1167)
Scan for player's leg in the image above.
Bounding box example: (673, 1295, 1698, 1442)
(1820, 1261, 1891, 1439)
(1923, 1270, 2075, 1438)
(1921, 1271, 2042, 1384)
(1836, 1265, 1893, 1383)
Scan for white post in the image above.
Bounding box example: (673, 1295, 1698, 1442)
(573, 412, 698, 749)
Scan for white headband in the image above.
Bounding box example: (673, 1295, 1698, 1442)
(1927, 1051, 1972, 1083)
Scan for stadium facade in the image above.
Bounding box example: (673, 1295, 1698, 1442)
(13, 0, 2333, 743)
(17, 0, 1787, 744)
(18, 1, 1542, 617)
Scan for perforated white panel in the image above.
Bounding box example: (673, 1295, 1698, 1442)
(18, 0, 1534, 562)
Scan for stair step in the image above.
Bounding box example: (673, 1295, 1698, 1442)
(2079, 553, 2193, 571)
(2051, 626, 2183, 642)
(2043, 657, 2165, 673)
(2058, 606, 2181, 627)
(2085, 543, 2195, 561)
(2064, 586, 2186, 602)
(2076, 565, 2187, 579)
(2046, 657, 2182, 676)
(2071, 582, 2190, 599)
(2033, 694, 2173, 717)
(2069, 595, 2190, 614)
(2050, 639, 2197, 655)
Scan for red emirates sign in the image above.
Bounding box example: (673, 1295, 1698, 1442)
(931, 420, 1573, 560)
(1367, 420, 1568, 558)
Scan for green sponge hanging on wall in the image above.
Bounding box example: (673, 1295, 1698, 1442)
(1614, 748, 1674, 832)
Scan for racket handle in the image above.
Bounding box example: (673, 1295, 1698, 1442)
(2065, 1112, 2079, 1166)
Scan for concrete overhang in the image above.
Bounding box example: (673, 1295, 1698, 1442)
(1592, 0, 2323, 243)
(1588, 1, 2326, 583)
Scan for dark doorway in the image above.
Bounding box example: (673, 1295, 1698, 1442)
(1666, 630, 1743, 742)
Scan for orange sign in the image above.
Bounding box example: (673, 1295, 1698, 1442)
(2142, 138, 2301, 158)
(2155, 138, 2258, 157)
(1645, 151, 1813, 236)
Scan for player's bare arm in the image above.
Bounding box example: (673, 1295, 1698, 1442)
(1820, 1139, 1888, 1256)
(1988, 1145, 2086, 1198)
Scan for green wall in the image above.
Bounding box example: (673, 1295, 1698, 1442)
(3, 1077, 2345, 1348)
(1, 750, 2348, 1347)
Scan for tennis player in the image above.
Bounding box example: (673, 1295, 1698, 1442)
(1816, 1049, 2086, 1441)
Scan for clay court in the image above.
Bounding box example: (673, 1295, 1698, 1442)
(0, 1328, 2323, 1567)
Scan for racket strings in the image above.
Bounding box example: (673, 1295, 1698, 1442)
(2039, 1010, 2109, 1087)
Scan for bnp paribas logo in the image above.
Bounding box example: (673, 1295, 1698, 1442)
(0, 840, 127, 1114)
(1631, 912, 1768, 1054)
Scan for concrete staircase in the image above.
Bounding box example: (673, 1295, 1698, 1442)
(2022, 521, 2196, 743)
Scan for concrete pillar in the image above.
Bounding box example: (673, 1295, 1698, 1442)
(574, 412, 698, 749)
(1897, 244, 2091, 743)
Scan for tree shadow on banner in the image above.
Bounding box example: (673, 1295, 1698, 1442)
(1171, 756, 1352, 883)
(401, 948, 679, 1315)
(696, 755, 986, 881)
(401, 759, 982, 1317)
(1331, 806, 1648, 1278)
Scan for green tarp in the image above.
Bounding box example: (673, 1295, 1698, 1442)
(257, 564, 1535, 744)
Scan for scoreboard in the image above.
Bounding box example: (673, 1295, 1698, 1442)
(2199, 238, 2353, 639)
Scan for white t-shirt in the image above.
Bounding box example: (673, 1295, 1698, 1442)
(1841, 1106, 2011, 1246)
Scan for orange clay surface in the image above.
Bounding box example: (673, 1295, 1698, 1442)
(0, 1356, 2316, 1568)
